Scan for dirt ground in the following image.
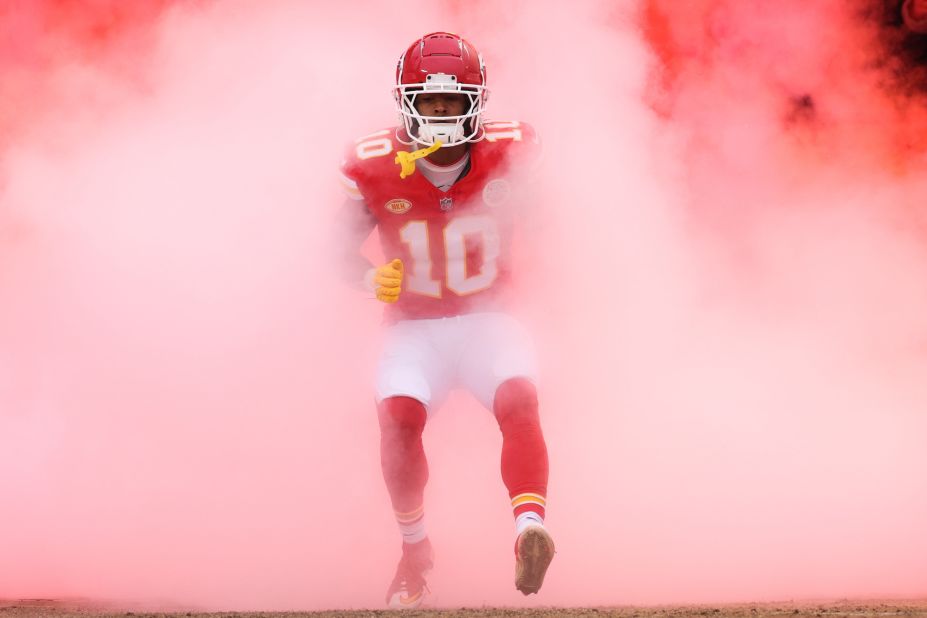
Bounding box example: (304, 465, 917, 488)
(4, 599, 927, 618)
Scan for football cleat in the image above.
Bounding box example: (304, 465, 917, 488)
(386, 537, 434, 609)
(514, 526, 555, 595)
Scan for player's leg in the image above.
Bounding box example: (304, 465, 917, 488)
(493, 376, 555, 595)
(458, 313, 555, 595)
(376, 320, 449, 608)
(378, 395, 434, 608)
(494, 377, 549, 535)
(378, 396, 429, 543)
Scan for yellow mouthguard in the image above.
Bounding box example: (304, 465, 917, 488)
(394, 141, 443, 179)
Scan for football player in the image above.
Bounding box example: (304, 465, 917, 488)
(338, 32, 554, 609)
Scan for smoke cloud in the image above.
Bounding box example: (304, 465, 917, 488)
(2, 0, 926, 610)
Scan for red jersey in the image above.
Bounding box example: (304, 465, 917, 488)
(341, 121, 540, 321)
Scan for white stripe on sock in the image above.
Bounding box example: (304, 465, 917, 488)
(515, 511, 544, 536)
(399, 516, 427, 544)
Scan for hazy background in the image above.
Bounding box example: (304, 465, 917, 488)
(2, 0, 926, 610)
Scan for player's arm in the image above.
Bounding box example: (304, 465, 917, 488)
(494, 121, 547, 225)
(334, 198, 405, 304)
(334, 197, 378, 288)
(339, 155, 405, 303)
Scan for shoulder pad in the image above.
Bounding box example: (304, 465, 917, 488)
(482, 120, 540, 146)
(343, 127, 400, 167)
(340, 127, 402, 197)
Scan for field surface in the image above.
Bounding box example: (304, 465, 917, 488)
(4, 600, 927, 618)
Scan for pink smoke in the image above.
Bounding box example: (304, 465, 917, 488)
(2, 0, 926, 611)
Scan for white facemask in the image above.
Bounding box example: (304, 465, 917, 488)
(394, 75, 488, 148)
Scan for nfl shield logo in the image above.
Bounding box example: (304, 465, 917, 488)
(439, 197, 453, 211)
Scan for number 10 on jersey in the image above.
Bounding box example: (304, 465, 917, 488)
(398, 215, 501, 297)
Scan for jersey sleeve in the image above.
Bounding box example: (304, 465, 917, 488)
(339, 169, 364, 201)
(337, 141, 377, 238)
(339, 142, 367, 202)
(516, 121, 544, 177)
(335, 139, 379, 287)
(483, 120, 544, 180)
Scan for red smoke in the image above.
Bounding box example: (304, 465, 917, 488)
(2, 0, 927, 611)
(0, 0, 180, 151)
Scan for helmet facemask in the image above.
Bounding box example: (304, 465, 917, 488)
(394, 74, 488, 148)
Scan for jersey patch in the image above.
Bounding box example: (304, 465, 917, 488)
(385, 199, 413, 215)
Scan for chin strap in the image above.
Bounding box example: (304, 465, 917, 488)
(394, 141, 443, 179)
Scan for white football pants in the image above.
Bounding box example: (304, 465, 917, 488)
(376, 312, 538, 412)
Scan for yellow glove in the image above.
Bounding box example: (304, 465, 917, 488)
(371, 258, 403, 303)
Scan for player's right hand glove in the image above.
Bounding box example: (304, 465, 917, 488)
(368, 258, 403, 303)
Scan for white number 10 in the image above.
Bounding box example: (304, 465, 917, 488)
(398, 216, 500, 298)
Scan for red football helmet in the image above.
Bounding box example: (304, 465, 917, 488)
(394, 32, 488, 148)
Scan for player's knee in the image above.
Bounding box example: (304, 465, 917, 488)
(493, 377, 539, 426)
(378, 396, 427, 435)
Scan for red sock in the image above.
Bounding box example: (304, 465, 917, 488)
(494, 378, 549, 523)
(378, 396, 429, 540)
